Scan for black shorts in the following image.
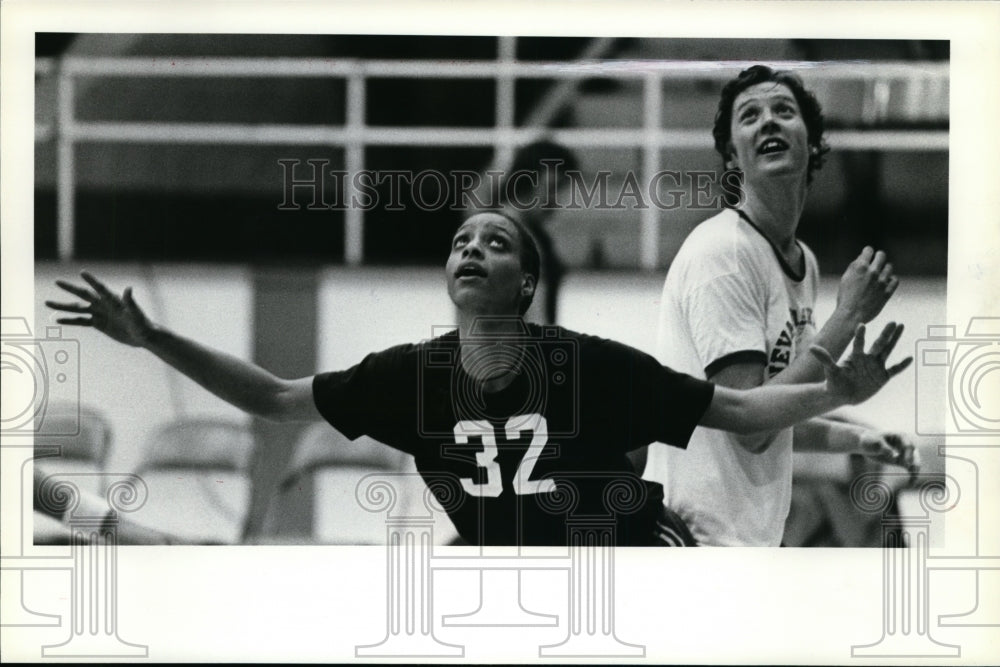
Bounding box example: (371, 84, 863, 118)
(652, 505, 698, 546)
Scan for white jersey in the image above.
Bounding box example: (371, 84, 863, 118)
(644, 208, 818, 546)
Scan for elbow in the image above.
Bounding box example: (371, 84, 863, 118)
(733, 430, 774, 453)
(258, 395, 294, 423)
(260, 379, 311, 423)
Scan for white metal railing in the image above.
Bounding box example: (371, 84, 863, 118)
(36, 53, 949, 267)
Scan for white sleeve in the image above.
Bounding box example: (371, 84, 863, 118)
(675, 245, 771, 378)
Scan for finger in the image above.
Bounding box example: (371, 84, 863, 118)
(876, 323, 905, 362)
(123, 286, 142, 312)
(44, 300, 91, 313)
(55, 280, 96, 303)
(56, 317, 94, 327)
(80, 271, 114, 299)
(809, 344, 838, 371)
(858, 246, 874, 264)
(852, 323, 866, 357)
(879, 262, 894, 283)
(886, 275, 899, 296)
(887, 356, 913, 378)
(876, 441, 897, 460)
(868, 322, 897, 359)
(908, 449, 922, 482)
(862, 435, 895, 459)
(871, 249, 887, 272)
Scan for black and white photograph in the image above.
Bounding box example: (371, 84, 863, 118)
(2, 0, 998, 663)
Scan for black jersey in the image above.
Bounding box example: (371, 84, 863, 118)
(312, 323, 714, 546)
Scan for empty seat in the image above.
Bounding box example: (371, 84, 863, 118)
(263, 423, 440, 544)
(33, 404, 113, 543)
(131, 417, 254, 545)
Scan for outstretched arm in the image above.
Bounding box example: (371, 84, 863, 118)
(700, 322, 911, 434)
(793, 416, 920, 481)
(770, 246, 899, 387)
(47, 271, 320, 423)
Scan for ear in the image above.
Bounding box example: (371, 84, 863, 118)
(724, 143, 740, 171)
(521, 274, 537, 297)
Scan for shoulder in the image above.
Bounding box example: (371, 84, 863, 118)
(342, 331, 458, 376)
(545, 325, 654, 367)
(669, 209, 770, 287)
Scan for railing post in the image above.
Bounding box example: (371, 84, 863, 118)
(344, 71, 365, 266)
(56, 62, 76, 261)
(639, 71, 662, 271)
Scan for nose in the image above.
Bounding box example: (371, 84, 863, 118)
(462, 234, 484, 258)
(759, 107, 779, 131)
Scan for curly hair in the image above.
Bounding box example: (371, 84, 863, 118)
(712, 65, 831, 184)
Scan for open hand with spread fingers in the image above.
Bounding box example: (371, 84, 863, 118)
(46, 271, 154, 348)
(810, 322, 912, 406)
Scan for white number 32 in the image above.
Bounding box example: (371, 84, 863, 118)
(455, 414, 556, 497)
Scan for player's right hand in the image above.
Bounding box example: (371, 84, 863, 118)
(835, 246, 898, 324)
(809, 322, 912, 406)
(46, 271, 155, 348)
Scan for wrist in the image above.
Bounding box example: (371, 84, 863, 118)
(139, 323, 164, 350)
(829, 306, 862, 331)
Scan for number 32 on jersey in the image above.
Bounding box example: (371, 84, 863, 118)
(454, 414, 555, 497)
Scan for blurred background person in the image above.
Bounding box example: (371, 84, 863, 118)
(492, 140, 579, 325)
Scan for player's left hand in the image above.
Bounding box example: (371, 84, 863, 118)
(810, 322, 912, 406)
(858, 430, 921, 482)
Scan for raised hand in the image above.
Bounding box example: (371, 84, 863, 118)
(835, 247, 898, 324)
(46, 271, 154, 348)
(810, 322, 912, 405)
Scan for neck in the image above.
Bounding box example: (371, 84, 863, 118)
(456, 310, 525, 340)
(740, 176, 807, 256)
(456, 310, 527, 391)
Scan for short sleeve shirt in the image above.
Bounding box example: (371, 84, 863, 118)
(314, 323, 714, 546)
(644, 208, 819, 546)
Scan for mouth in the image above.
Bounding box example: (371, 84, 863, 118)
(455, 262, 488, 280)
(757, 137, 789, 155)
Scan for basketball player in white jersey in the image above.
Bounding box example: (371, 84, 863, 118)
(642, 65, 919, 546)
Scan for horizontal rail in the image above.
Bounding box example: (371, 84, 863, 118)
(43, 56, 950, 83)
(66, 121, 948, 152)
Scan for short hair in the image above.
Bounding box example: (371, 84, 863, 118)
(458, 211, 540, 316)
(712, 65, 830, 184)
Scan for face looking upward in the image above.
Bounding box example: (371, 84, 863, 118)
(446, 213, 536, 316)
(727, 81, 810, 187)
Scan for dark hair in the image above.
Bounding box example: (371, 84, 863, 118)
(457, 211, 540, 316)
(712, 65, 830, 184)
(502, 140, 579, 200)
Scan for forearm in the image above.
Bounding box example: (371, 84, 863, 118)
(143, 325, 290, 419)
(701, 382, 842, 434)
(768, 309, 858, 386)
(792, 417, 867, 453)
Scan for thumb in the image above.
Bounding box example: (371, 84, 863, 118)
(809, 344, 838, 372)
(123, 286, 137, 310)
